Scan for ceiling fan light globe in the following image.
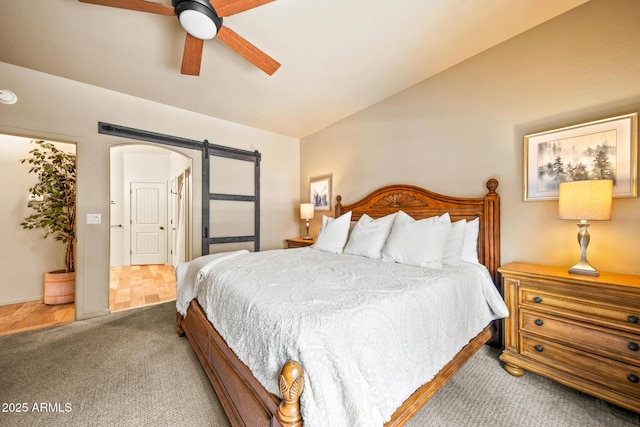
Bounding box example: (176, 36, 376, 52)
(179, 10, 217, 39)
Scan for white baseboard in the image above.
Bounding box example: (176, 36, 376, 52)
(0, 295, 43, 306)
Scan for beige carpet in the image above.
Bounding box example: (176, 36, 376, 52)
(0, 302, 637, 426)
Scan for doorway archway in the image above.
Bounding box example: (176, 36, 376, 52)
(109, 144, 192, 312)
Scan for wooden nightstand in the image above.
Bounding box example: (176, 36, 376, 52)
(285, 238, 314, 249)
(498, 262, 640, 413)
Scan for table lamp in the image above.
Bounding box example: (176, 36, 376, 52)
(558, 179, 612, 276)
(300, 203, 314, 240)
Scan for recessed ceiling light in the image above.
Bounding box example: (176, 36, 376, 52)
(0, 89, 17, 105)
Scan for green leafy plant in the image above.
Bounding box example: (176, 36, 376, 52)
(20, 140, 76, 273)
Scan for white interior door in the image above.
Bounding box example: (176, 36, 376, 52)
(130, 182, 166, 265)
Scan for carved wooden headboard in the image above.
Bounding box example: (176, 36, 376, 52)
(334, 179, 500, 285)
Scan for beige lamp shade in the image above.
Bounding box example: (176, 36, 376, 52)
(558, 180, 613, 221)
(300, 203, 315, 220)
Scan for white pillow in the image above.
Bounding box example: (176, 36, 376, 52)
(381, 212, 451, 268)
(382, 211, 451, 261)
(387, 211, 451, 231)
(343, 213, 397, 259)
(390, 210, 416, 227)
(461, 217, 480, 264)
(311, 211, 352, 254)
(442, 219, 467, 266)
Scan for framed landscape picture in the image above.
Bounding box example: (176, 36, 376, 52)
(310, 174, 332, 211)
(523, 113, 638, 201)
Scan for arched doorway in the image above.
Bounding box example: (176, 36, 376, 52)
(109, 144, 192, 312)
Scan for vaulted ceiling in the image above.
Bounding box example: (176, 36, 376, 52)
(0, 0, 589, 138)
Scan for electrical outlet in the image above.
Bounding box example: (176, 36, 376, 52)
(87, 214, 101, 224)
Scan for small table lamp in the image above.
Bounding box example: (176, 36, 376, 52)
(300, 203, 315, 240)
(558, 179, 612, 276)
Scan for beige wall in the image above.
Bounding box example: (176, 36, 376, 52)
(301, 0, 640, 275)
(0, 62, 299, 318)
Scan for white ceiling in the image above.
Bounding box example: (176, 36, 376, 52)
(0, 0, 589, 138)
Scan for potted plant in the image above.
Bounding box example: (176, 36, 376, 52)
(20, 140, 76, 305)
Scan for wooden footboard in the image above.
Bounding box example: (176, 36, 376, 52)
(177, 302, 494, 427)
(177, 300, 302, 427)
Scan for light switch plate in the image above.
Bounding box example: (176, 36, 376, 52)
(87, 213, 101, 224)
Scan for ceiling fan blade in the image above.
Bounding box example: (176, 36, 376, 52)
(78, 0, 174, 16)
(217, 26, 280, 75)
(210, 0, 274, 17)
(181, 33, 204, 76)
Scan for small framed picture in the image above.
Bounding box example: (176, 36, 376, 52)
(310, 174, 332, 211)
(523, 113, 638, 201)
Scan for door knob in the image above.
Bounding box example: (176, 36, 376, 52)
(160, 226, 164, 230)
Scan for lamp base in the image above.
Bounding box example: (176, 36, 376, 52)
(568, 264, 599, 277)
(302, 219, 312, 240)
(568, 221, 599, 277)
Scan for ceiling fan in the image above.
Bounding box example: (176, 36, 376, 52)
(78, 0, 280, 76)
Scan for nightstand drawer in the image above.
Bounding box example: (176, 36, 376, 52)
(520, 286, 640, 333)
(521, 334, 640, 398)
(521, 310, 640, 365)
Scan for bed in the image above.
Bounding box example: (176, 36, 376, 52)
(176, 178, 506, 427)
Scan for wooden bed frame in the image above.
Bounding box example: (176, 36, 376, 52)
(177, 178, 501, 427)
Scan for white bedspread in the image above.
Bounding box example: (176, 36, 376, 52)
(174, 250, 248, 315)
(176, 248, 508, 427)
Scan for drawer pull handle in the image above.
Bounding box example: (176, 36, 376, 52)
(534, 345, 544, 352)
(628, 315, 639, 324)
(629, 342, 639, 352)
(533, 296, 543, 303)
(534, 319, 544, 326)
(628, 374, 639, 384)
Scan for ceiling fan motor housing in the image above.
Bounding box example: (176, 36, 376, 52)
(173, 0, 223, 40)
